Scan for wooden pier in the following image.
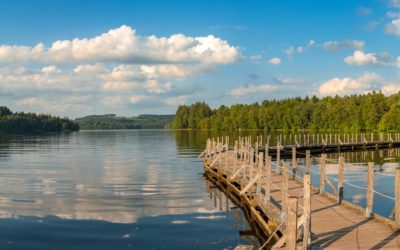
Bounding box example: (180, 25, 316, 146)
(200, 136, 400, 249)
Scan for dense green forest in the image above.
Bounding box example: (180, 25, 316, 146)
(0, 107, 79, 133)
(75, 114, 174, 129)
(172, 92, 400, 131)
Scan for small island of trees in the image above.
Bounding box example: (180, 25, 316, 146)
(172, 92, 400, 131)
(0, 106, 79, 133)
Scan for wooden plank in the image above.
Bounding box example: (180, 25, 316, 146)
(265, 155, 271, 202)
(292, 146, 297, 180)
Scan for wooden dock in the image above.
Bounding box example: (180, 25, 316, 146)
(200, 136, 400, 249)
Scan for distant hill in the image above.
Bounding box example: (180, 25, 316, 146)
(0, 106, 79, 133)
(75, 114, 174, 130)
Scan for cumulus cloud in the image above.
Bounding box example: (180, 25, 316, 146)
(249, 54, 261, 62)
(386, 18, 400, 36)
(283, 40, 315, 59)
(344, 50, 394, 66)
(318, 72, 399, 97)
(0, 25, 240, 116)
(387, 11, 400, 18)
(228, 84, 278, 97)
(323, 40, 365, 52)
(268, 57, 281, 65)
(0, 25, 239, 67)
(381, 84, 400, 95)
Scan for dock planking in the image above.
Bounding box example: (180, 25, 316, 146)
(200, 135, 400, 249)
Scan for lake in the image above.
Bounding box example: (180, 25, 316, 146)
(0, 130, 398, 249)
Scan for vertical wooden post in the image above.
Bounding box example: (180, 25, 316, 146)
(286, 198, 298, 250)
(249, 152, 254, 180)
(338, 156, 345, 204)
(292, 146, 297, 179)
(256, 152, 263, 199)
(366, 162, 375, 218)
(319, 154, 326, 195)
(303, 173, 311, 248)
(265, 155, 271, 202)
(395, 167, 400, 226)
(305, 150, 310, 174)
(276, 142, 281, 174)
(265, 143, 269, 157)
(282, 162, 289, 218)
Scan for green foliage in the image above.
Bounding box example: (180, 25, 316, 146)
(0, 107, 79, 133)
(75, 114, 174, 129)
(172, 92, 400, 131)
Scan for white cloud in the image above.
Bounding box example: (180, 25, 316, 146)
(323, 40, 364, 52)
(41, 65, 60, 74)
(387, 11, 400, 18)
(268, 57, 281, 65)
(284, 40, 315, 59)
(381, 84, 400, 95)
(318, 72, 392, 97)
(129, 95, 151, 104)
(386, 18, 400, 36)
(0, 25, 239, 67)
(228, 84, 278, 97)
(344, 50, 394, 66)
(250, 54, 261, 62)
(274, 76, 307, 85)
(390, 0, 400, 8)
(163, 95, 192, 105)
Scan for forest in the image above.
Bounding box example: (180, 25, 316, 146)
(0, 107, 79, 133)
(172, 92, 400, 131)
(75, 114, 174, 129)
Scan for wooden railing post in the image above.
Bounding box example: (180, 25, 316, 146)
(366, 162, 375, 218)
(276, 142, 281, 174)
(265, 155, 271, 202)
(305, 150, 310, 173)
(287, 198, 298, 250)
(337, 156, 345, 204)
(319, 154, 326, 195)
(303, 173, 311, 248)
(395, 167, 400, 226)
(256, 152, 263, 199)
(292, 146, 297, 179)
(282, 162, 289, 219)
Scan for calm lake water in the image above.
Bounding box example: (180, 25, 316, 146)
(0, 130, 398, 249)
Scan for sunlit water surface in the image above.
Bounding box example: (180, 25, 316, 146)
(0, 130, 398, 249)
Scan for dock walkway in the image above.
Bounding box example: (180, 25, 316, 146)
(201, 136, 400, 249)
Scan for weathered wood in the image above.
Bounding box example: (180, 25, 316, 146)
(256, 153, 263, 197)
(319, 154, 326, 195)
(292, 146, 297, 179)
(265, 155, 271, 202)
(276, 142, 281, 174)
(337, 156, 345, 204)
(286, 198, 298, 250)
(282, 162, 289, 217)
(305, 150, 310, 173)
(303, 173, 311, 249)
(366, 162, 374, 218)
(396, 167, 400, 226)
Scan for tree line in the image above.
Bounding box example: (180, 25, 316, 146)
(172, 92, 400, 131)
(75, 114, 174, 130)
(0, 107, 79, 133)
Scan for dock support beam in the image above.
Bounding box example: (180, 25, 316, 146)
(395, 167, 400, 226)
(292, 146, 297, 179)
(337, 156, 345, 204)
(319, 154, 326, 195)
(366, 162, 375, 218)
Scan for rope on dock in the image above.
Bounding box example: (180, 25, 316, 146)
(257, 212, 289, 250)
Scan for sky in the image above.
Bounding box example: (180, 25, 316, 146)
(1, 0, 400, 118)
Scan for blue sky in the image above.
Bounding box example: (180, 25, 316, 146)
(1, 0, 400, 117)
